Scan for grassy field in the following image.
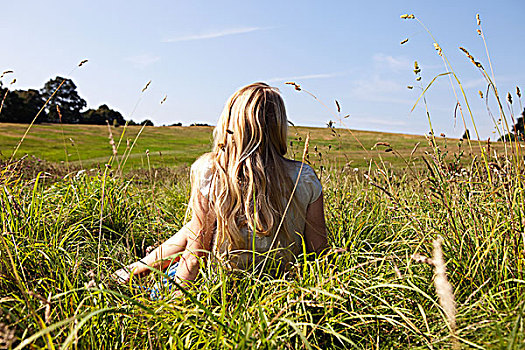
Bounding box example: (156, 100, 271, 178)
(1, 118, 524, 348)
(0, 122, 499, 172)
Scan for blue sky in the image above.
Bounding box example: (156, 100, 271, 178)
(1, 0, 523, 139)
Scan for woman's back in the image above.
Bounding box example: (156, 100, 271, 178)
(193, 154, 323, 269)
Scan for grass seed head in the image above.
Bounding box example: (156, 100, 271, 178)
(285, 81, 302, 91)
(78, 59, 88, 67)
(476, 13, 481, 26)
(433, 42, 442, 56)
(459, 47, 483, 68)
(507, 92, 513, 104)
(477, 29, 482, 36)
(142, 80, 152, 93)
(106, 121, 118, 156)
(400, 14, 415, 19)
(413, 61, 421, 75)
(400, 38, 409, 45)
(517, 86, 521, 98)
(0, 70, 13, 79)
(478, 90, 483, 99)
(56, 105, 63, 123)
(432, 236, 458, 349)
(411, 252, 433, 265)
(373, 142, 391, 148)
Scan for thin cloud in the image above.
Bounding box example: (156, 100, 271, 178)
(350, 75, 414, 105)
(162, 27, 269, 43)
(351, 116, 408, 127)
(267, 72, 341, 83)
(125, 54, 160, 68)
(373, 53, 411, 72)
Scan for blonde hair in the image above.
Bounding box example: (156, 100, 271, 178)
(190, 82, 296, 254)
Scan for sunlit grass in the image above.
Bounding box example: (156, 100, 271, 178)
(1, 12, 524, 349)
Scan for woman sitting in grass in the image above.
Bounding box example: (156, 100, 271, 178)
(114, 82, 328, 293)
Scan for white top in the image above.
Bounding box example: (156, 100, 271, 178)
(191, 155, 323, 268)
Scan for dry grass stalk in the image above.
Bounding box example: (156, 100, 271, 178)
(432, 236, 459, 349)
(106, 121, 118, 157)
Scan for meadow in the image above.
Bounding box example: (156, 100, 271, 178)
(0, 121, 496, 172)
(1, 14, 525, 350)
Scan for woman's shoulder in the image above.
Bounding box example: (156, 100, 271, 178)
(191, 153, 215, 197)
(191, 152, 214, 171)
(282, 159, 323, 204)
(282, 158, 318, 177)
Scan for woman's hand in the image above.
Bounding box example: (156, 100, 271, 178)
(112, 266, 133, 284)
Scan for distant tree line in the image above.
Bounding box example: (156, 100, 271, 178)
(0, 76, 154, 126)
(498, 108, 525, 141)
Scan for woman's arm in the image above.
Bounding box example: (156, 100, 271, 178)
(174, 194, 215, 285)
(113, 224, 189, 283)
(304, 192, 328, 255)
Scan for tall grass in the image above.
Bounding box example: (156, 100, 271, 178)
(1, 13, 524, 349)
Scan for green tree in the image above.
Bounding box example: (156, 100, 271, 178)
(498, 109, 525, 142)
(40, 76, 86, 123)
(0, 87, 43, 124)
(80, 104, 126, 125)
(513, 109, 525, 140)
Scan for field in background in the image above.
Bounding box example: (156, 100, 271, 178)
(0, 122, 500, 171)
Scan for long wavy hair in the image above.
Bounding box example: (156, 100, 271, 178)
(190, 82, 296, 253)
